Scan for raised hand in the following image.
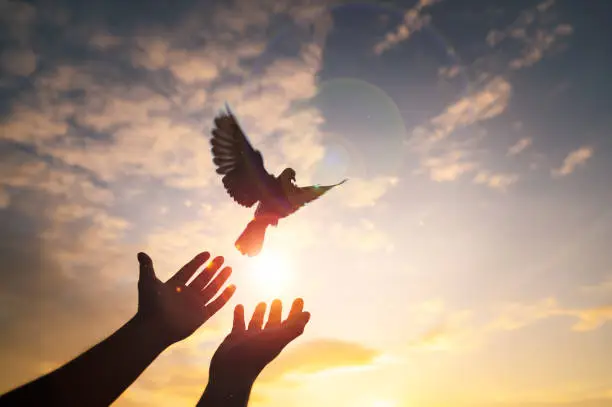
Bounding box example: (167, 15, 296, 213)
(136, 251, 236, 347)
(0, 251, 237, 407)
(198, 299, 310, 406)
(210, 298, 310, 383)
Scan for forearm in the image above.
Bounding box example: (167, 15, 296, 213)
(197, 378, 255, 407)
(0, 316, 167, 407)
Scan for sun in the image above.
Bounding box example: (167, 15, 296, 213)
(248, 249, 292, 295)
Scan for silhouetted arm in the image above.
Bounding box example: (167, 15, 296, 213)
(198, 379, 255, 407)
(0, 316, 166, 406)
(197, 299, 310, 407)
(0, 251, 236, 407)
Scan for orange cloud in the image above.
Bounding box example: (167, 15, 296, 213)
(552, 146, 594, 177)
(566, 306, 612, 332)
(259, 339, 380, 383)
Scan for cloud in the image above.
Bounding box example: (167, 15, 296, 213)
(338, 176, 398, 208)
(489, 298, 612, 333)
(473, 171, 519, 191)
(407, 299, 480, 352)
(424, 77, 512, 146)
(0, 188, 9, 209)
(0, 1, 345, 401)
(0, 0, 37, 44)
(407, 77, 512, 182)
(329, 219, 394, 253)
(0, 48, 37, 76)
(89, 32, 122, 49)
(409, 295, 612, 355)
(507, 137, 533, 156)
(485, 0, 574, 71)
(509, 24, 574, 70)
(488, 297, 559, 331)
(373, 0, 442, 55)
(259, 338, 380, 382)
(405, 0, 573, 188)
(566, 306, 612, 332)
(552, 146, 594, 177)
(419, 150, 478, 182)
(438, 65, 461, 79)
(581, 277, 612, 296)
(409, 310, 476, 352)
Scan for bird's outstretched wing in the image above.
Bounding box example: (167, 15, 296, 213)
(285, 179, 347, 215)
(210, 106, 274, 207)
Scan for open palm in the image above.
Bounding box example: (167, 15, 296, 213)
(209, 298, 310, 383)
(136, 251, 236, 347)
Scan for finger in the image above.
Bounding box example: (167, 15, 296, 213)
(285, 311, 311, 341)
(189, 256, 225, 291)
(286, 298, 304, 322)
(248, 302, 266, 331)
(167, 252, 211, 286)
(232, 304, 246, 333)
(137, 252, 156, 284)
(200, 266, 232, 302)
(204, 284, 236, 319)
(265, 299, 282, 328)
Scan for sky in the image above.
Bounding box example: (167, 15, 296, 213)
(1, 0, 612, 406)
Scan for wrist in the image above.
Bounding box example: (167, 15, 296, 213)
(125, 315, 171, 354)
(199, 379, 254, 406)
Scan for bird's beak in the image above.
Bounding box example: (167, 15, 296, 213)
(291, 175, 296, 183)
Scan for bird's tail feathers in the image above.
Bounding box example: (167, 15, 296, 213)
(235, 218, 270, 257)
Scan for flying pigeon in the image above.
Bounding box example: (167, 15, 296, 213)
(210, 106, 347, 256)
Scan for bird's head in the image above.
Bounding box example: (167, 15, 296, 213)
(281, 167, 297, 183)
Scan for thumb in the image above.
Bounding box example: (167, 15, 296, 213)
(137, 252, 156, 284)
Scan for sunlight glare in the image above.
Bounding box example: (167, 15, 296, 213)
(248, 249, 292, 295)
(370, 399, 397, 407)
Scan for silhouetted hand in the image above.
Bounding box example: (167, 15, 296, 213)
(0, 251, 237, 407)
(209, 298, 310, 384)
(136, 251, 236, 347)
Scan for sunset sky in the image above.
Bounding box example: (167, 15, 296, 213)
(1, 0, 612, 406)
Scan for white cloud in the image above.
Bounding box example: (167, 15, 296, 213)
(473, 171, 519, 191)
(484, 1, 574, 71)
(409, 77, 512, 153)
(507, 137, 533, 156)
(552, 146, 594, 178)
(373, 0, 442, 55)
(329, 219, 394, 253)
(339, 176, 398, 208)
(420, 150, 478, 182)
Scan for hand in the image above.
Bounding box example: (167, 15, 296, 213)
(135, 251, 236, 347)
(208, 298, 311, 385)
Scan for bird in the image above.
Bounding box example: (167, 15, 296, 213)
(209, 105, 347, 256)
